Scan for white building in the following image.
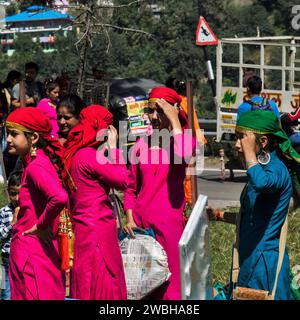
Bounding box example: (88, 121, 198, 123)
(0, 5, 73, 56)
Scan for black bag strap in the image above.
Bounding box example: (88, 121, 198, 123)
(109, 189, 125, 231)
(247, 98, 272, 111)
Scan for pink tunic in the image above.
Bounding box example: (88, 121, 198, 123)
(9, 149, 68, 300)
(69, 147, 127, 300)
(124, 132, 195, 300)
(36, 98, 59, 138)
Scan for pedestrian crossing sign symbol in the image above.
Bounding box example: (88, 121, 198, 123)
(196, 16, 218, 46)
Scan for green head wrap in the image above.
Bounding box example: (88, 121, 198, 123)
(236, 109, 300, 163)
(237, 109, 300, 193)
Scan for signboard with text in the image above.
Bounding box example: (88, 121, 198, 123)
(124, 95, 150, 136)
(217, 87, 300, 141)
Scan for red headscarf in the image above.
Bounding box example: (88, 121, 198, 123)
(7, 107, 52, 134)
(148, 86, 189, 129)
(149, 87, 182, 105)
(6, 107, 63, 162)
(63, 105, 113, 190)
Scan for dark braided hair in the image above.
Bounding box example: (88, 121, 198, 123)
(24, 133, 64, 181)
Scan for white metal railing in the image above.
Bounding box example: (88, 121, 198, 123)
(217, 37, 300, 92)
(216, 36, 300, 142)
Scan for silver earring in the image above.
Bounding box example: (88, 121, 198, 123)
(257, 150, 270, 165)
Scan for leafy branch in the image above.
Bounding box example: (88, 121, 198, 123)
(51, 0, 153, 95)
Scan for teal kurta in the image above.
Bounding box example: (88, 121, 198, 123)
(235, 151, 293, 300)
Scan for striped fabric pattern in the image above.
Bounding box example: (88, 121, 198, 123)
(0, 204, 14, 255)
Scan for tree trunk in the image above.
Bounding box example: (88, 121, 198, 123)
(77, 36, 89, 97)
(19, 80, 26, 108)
(76, 7, 92, 97)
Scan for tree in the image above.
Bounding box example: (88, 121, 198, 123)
(5, 3, 18, 16)
(51, 31, 80, 77)
(18, 0, 50, 11)
(58, 0, 153, 96)
(0, 52, 12, 81)
(12, 33, 44, 71)
(255, 0, 299, 35)
(2, 0, 297, 117)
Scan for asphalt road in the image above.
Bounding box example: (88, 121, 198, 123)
(197, 169, 247, 208)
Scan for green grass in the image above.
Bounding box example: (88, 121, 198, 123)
(119, 195, 299, 287)
(1, 186, 298, 291)
(0, 184, 9, 208)
(209, 208, 300, 286)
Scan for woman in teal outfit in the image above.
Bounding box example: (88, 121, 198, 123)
(209, 109, 300, 300)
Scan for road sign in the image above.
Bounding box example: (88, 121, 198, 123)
(196, 16, 218, 46)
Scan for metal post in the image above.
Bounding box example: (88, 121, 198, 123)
(289, 39, 296, 92)
(216, 41, 222, 143)
(260, 44, 265, 90)
(219, 148, 225, 182)
(215, 42, 225, 180)
(202, 46, 218, 108)
(282, 45, 286, 92)
(239, 43, 243, 88)
(19, 80, 26, 108)
(105, 81, 110, 108)
(186, 81, 198, 206)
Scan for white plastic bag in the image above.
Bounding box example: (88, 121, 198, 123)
(119, 234, 171, 300)
(0, 263, 4, 290)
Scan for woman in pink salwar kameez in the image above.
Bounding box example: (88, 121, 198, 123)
(36, 81, 60, 138)
(123, 87, 195, 300)
(63, 105, 127, 300)
(5, 107, 68, 300)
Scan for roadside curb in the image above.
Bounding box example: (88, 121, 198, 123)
(207, 199, 295, 210)
(207, 199, 240, 209)
(203, 167, 246, 173)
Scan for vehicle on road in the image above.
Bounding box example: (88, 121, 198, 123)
(216, 36, 300, 178)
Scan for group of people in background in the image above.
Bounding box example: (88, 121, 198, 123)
(0, 61, 299, 301)
(0, 63, 198, 300)
(0, 62, 72, 178)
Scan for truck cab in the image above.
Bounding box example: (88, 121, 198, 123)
(216, 36, 300, 175)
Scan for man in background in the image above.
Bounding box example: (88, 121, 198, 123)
(242, 60, 256, 87)
(237, 75, 280, 120)
(11, 62, 44, 108)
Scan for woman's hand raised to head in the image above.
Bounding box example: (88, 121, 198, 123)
(240, 131, 257, 154)
(107, 125, 118, 150)
(156, 98, 179, 122)
(156, 98, 182, 134)
(240, 131, 259, 169)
